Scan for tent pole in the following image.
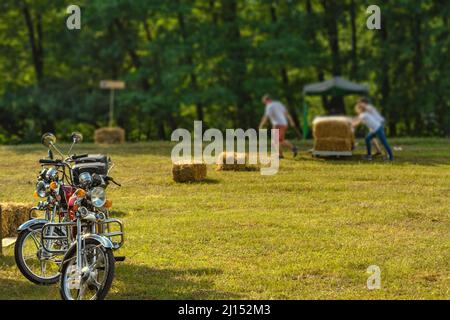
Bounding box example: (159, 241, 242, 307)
(302, 100, 309, 140)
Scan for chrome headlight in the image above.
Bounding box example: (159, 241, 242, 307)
(79, 172, 92, 186)
(90, 187, 106, 207)
(36, 181, 47, 198)
(46, 168, 58, 181)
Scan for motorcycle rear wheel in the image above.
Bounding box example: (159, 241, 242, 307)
(14, 223, 65, 285)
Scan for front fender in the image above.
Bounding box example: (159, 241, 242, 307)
(61, 233, 114, 268)
(83, 233, 114, 249)
(17, 218, 48, 232)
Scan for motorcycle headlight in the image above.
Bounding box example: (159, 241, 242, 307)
(79, 172, 92, 186)
(90, 187, 106, 207)
(36, 181, 47, 198)
(46, 168, 58, 181)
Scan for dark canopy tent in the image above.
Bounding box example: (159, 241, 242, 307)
(301, 76, 369, 139)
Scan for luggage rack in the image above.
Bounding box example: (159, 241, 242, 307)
(41, 218, 124, 253)
(98, 218, 124, 250)
(41, 221, 74, 254)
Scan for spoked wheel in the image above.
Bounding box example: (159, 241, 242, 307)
(60, 238, 115, 300)
(14, 223, 66, 285)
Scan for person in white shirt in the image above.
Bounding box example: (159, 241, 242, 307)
(360, 98, 385, 156)
(366, 104, 385, 123)
(259, 94, 299, 158)
(352, 102, 393, 161)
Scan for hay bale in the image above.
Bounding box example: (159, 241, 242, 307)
(172, 162, 207, 183)
(0, 203, 31, 238)
(313, 116, 353, 139)
(313, 116, 355, 152)
(314, 138, 353, 152)
(94, 127, 125, 144)
(216, 152, 259, 171)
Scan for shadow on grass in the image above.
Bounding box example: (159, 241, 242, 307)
(0, 254, 16, 267)
(0, 255, 57, 299)
(110, 210, 128, 218)
(173, 178, 220, 185)
(299, 150, 450, 166)
(0, 277, 56, 299)
(5, 143, 175, 157)
(0, 254, 239, 300)
(199, 178, 221, 185)
(111, 263, 240, 300)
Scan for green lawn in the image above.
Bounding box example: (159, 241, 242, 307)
(0, 138, 449, 299)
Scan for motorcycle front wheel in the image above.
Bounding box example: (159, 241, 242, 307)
(14, 223, 65, 285)
(59, 238, 115, 300)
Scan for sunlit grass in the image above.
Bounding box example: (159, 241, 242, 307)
(0, 138, 449, 299)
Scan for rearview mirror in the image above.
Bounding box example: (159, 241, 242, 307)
(71, 132, 83, 143)
(41, 133, 56, 147)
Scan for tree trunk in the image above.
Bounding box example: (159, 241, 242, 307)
(176, 1, 204, 122)
(269, 4, 300, 128)
(22, 2, 43, 82)
(143, 19, 172, 139)
(412, 14, 423, 135)
(21, 1, 54, 133)
(209, 0, 218, 26)
(221, 0, 251, 128)
(321, 0, 345, 114)
(306, 1, 328, 112)
(115, 19, 150, 91)
(379, 17, 396, 136)
(349, 0, 358, 79)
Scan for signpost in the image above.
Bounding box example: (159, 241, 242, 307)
(100, 80, 125, 127)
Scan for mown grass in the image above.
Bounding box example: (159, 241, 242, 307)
(0, 138, 449, 300)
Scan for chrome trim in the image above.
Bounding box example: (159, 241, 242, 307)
(82, 233, 114, 249)
(41, 221, 74, 254)
(17, 218, 48, 232)
(98, 218, 124, 249)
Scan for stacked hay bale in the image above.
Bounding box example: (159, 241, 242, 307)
(94, 127, 125, 144)
(172, 162, 207, 182)
(216, 152, 259, 171)
(313, 116, 354, 152)
(0, 203, 31, 238)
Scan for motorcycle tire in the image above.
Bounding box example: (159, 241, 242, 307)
(14, 223, 64, 285)
(59, 238, 115, 300)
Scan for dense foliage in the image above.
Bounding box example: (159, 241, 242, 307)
(0, 0, 448, 143)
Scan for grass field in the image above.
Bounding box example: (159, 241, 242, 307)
(0, 138, 449, 300)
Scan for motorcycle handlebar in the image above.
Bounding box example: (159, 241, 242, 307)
(104, 176, 121, 187)
(39, 159, 62, 165)
(71, 154, 89, 160)
(40, 154, 89, 165)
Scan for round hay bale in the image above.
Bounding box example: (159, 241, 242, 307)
(216, 152, 259, 171)
(172, 162, 207, 183)
(94, 127, 125, 144)
(0, 203, 32, 238)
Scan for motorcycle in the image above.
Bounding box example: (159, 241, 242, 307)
(14, 133, 79, 284)
(15, 133, 124, 300)
(56, 180, 123, 299)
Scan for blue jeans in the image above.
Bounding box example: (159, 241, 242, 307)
(365, 126, 393, 160)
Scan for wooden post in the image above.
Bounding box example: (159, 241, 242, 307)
(303, 100, 310, 140)
(100, 80, 125, 128)
(109, 89, 115, 127)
